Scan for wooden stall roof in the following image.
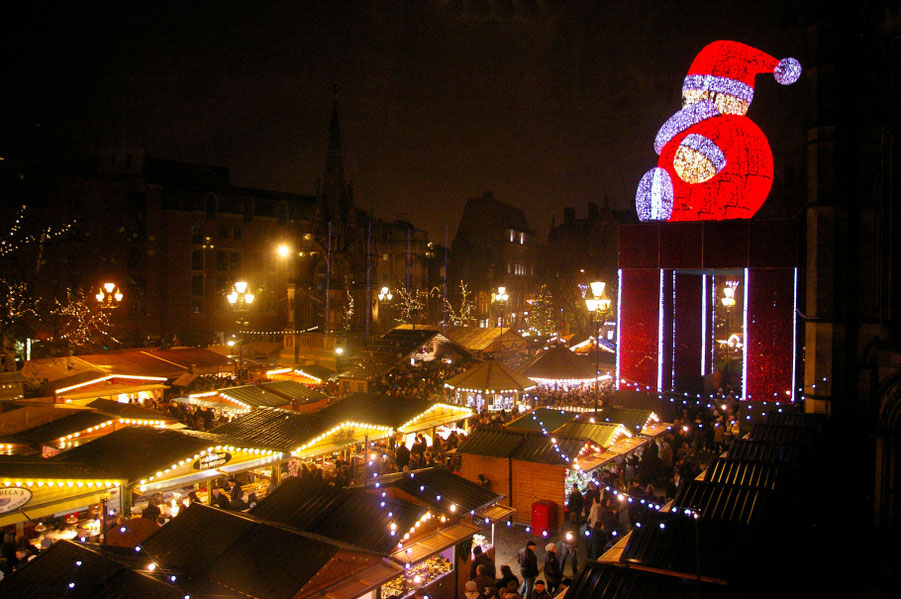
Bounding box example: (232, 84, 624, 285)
(0, 539, 207, 599)
(211, 408, 329, 452)
(360, 467, 504, 513)
(219, 384, 294, 409)
(576, 436, 650, 472)
(389, 521, 479, 563)
(519, 346, 598, 380)
(444, 360, 536, 392)
(86, 399, 177, 423)
(142, 504, 392, 599)
(564, 562, 729, 599)
(252, 480, 429, 554)
(260, 380, 328, 403)
(507, 407, 579, 432)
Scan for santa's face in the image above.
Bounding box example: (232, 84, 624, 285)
(682, 89, 749, 116)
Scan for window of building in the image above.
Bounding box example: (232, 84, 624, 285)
(218, 224, 231, 239)
(216, 277, 228, 294)
(205, 195, 217, 219)
(233, 225, 242, 240)
(509, 230, 515, 243)
(230, 252, 241, 271)
(191, 224, 203, 244)
(191, 275, 204, 297)
(216, 251, 228, 271)
(519, 232, 525, 245)
(191, 250, 203, 271)
(191, 300, 203, 315)
(507, 263, 512, 274)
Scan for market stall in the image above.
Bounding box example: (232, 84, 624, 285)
(444, 360, 537, 412)
(519, 346, 601, 390)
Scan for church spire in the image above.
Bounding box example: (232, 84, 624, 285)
(319, 85, 353, 228)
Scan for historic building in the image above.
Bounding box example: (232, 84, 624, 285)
(449, 191, 540, 327)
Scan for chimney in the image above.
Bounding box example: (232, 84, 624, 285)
(563, 207, 576, 225)
(588, 202, 599, 222)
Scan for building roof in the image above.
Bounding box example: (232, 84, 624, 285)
(143, 503, 391, 599)
(618, 511, 745, 583)
(260, 380, 327, 403)
(211, 408, 328, 452)
(48, 427, 231, 482)
(74, 351, 186, 378)
(553, 421, 628, 447)
(702, 458, 784, 490)
(726, 439, 803, 466)
(140, 348, 233, 373)
(748, 423, 818, 447)
(293, 364, 337, 382)
(519, 346, 598, 380)
(455, 429, 526, 458)
(507, 407, 579, 432)
(87, 399, 177, 422)
(438, 326, 524, 353)
(317, 393, 435, 429)
(565, 558, 729, 599)
(0, 540, 192, 599)
(454, 428, 584, 465)
(8, 410, 113, 445)
(444, 360, 536, 393)
(359, 467, 503, 513)
(219, 384, 294, 409)
(671, 480, 772, 525)
(252, 480, 429, 553)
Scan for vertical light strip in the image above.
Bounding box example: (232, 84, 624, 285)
(671, 271, 677, 391)
(701, 274, 707, 376)
(615, 268, 623, 390)
(792, 267, 798, 402)
(742, 268, 749, 401)
(657, 268, 665, 393)
(710, 275, 717, 374)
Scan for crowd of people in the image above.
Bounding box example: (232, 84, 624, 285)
(375, 359, 472, 401)
(464, 540, 573, 599)
(532, 378, 615, 409)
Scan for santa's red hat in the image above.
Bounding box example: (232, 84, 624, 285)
(682, 40, 801, 104)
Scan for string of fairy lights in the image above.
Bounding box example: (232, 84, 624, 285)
(0, 205, 75, 257)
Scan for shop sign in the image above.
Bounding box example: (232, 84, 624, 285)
(192, 451, 232, 471)
(0, 487, 33, 514)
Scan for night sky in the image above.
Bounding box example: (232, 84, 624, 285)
(7, 1, 807, 239)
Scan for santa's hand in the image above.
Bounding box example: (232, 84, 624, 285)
(655, 101, 720, 155)
(672, 134, 726, 183)
(635, 167, 673, 222)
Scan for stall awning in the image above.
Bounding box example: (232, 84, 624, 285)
(0, 482, 122, 527)
(313, 560, 404, 599)
(575, 436, 650, 472)
(60, 383, 169, 402)
(389, 521, 479, 563)
(476, 504, 515, 523)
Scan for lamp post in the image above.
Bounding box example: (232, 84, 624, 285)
(492, 286, 509, 356)
(377, 286, 393, 332)
(227, 281, 255, 383)
(95, 283, 124, 310)
(721, 280, 738, 332)
(585, 281, 612, 418)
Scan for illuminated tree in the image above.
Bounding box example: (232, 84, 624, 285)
(342, 286, 355, 331)
(440, 281, 476, 326)
(47, 289, 110, 351)
(0, 205, 76, 366)
(394, 285, 426, 325)
(531, 284, 557, 336)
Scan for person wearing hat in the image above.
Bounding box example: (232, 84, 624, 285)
(634, 40, 802, 222)
(531, 580, 552, 599)
(542, 543, 562, 595)
(517, 540, 539, 599)
(463, 580, 480, 599)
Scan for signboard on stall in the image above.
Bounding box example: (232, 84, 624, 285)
(0, 487, 33, 514)
(193, 451, 232, 471)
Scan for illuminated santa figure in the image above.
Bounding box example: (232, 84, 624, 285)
(635, 40, 801, 221)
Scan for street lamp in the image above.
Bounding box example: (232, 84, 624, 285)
(492, 286, 509, 357)
(585, 281, 612, 418)
(227, 281, 255, 382)
(378, 286, 393, 301)
(95, 282, 124, 309)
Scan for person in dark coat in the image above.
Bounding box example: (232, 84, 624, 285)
(395, 443, 411, 470)
(531, 580, 553, 599)
(566, 489, 584, 524)
(470, 545, 496, 579)
(542, 543, 563, 596)
(495, 564, 519, 592)
(211, 488, 231, 509)
(586, 521, 609, 561)
(517, 540, 539, 599)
